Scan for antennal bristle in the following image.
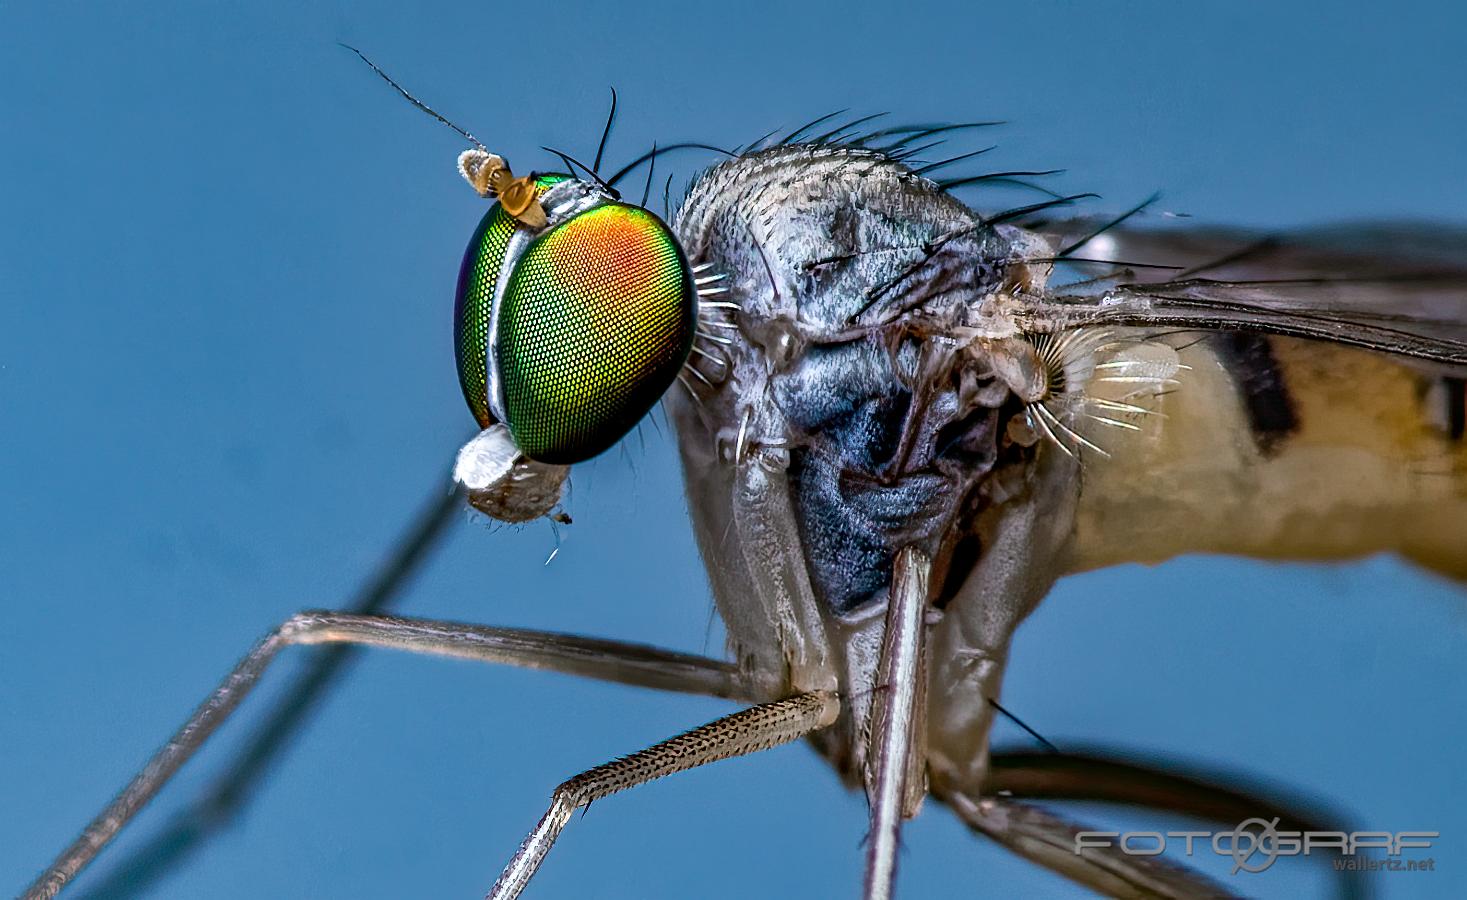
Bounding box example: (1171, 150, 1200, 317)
(339, 44, 484, 150)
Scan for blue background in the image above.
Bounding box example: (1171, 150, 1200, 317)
(3, 2, 1465, 897)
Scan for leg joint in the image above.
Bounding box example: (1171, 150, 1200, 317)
(274, 609, 341, 643)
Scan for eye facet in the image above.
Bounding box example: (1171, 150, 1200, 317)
(452, 174, 567, 428)
(495, 203, 696, 464)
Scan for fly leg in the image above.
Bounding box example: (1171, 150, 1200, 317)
(862, 547, 931, 900)
(943, 749, 1371, 898)
(942, 790, 1238, 899)
(48, 481, 463, 898)
(23, 612, 776, 900)
(488, 691, 840, 900)
(981, 750, 1368, 898)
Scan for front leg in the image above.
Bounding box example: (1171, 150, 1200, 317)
(488, 692, 839, 900)
(23, 611, 777, 900)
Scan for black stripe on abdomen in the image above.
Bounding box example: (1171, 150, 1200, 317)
(1210, 333, 1299, 453)
(1446, 377, 1465, 441)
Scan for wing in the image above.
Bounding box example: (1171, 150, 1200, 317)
(1019, 221, 1467, 372)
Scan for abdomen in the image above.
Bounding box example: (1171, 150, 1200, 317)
(1066, 334, 1467, 578)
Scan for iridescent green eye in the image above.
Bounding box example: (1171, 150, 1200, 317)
(453, 174, 567, 428)
(495, 203, 696, 463)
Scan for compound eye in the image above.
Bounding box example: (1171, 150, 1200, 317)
(452, 175, 566, 428)
(495, 203, 696, 464)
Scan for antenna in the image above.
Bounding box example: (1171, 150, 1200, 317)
(339, 43, 484, 149)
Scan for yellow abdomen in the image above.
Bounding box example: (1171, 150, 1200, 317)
(1067, 335, 1467, 578)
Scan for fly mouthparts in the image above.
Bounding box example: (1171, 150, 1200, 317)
(454, 425, 569, 524)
